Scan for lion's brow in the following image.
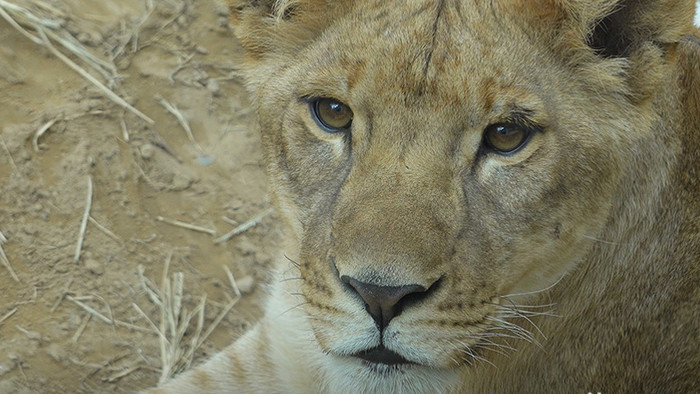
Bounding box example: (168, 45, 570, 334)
(422, 0, 448, 78)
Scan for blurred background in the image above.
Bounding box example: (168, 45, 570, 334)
(0, 1, 281, 392)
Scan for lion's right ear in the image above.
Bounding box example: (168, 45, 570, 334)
(229, 0, 345, 61)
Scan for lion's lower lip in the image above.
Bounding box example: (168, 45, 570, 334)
(353, 345, 414, 366)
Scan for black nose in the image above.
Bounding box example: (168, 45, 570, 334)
(341, 276, 428, 330)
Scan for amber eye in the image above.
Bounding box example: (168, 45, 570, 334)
(310, 98, 353, 132)
(483, 123, 531, 154)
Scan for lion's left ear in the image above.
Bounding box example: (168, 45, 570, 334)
(555, 0, 697, 101)
(578, 0, 696, 58)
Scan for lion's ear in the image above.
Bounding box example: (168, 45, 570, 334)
(575, 0, 696, 58)
(228, 0, 343, 59)
(551, 0, 696, 101)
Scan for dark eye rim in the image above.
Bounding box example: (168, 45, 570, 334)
(482, 122, 537, 155)
(308, 97, 353, 133)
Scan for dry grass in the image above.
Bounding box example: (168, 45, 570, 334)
(156, 216, 216, 236)
(0, 0, 154, 124)
(73, 176, 93, 263)
(0, 230, 19, 282)
(65, 254, 241, 384)
(156, 95, 205, 154)
(214, 208, 272, 244)
(134, 255, 241, 384)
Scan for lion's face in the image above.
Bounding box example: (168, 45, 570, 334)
(244, 0, 652, 376)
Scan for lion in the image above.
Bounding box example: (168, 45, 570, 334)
(147, 0, 700, 392)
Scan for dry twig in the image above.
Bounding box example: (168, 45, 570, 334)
(0, 308, 17, 325)
(72, 314, 91, 343)
(135, 258, 240, 383)
(32, 118, 58, 151)
(88, 216, 122, 244)
(0, 231, 19, 282)
(156, 216, 216, 235)
(66, 295, 151, 334)
(0, 0, 154, 124)
(0, 134, 19, 174)
(214, 208, 272, 244)
(156, 95, 204, 154)
(74, 176, 93, 263)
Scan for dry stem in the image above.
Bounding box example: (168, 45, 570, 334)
(156, 95, 204, 154)
(0, 230, 19, 282)
(214, 208, 272, 244)
(74, 176, 93, 263)
(156, 216, 216, 235)
(0, 0, 154, 124)
(0, 308, 18, 325)
(0, 135, 19, 174)
(135, 258, 240, 383)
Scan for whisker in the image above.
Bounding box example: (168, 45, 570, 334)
(583, 234, 627, 245)
(486, 316, 536, 343)
(278, 301, 310, 317)
(283, 253, 301, 268)
(500, 273, 567, 298)
(279, 276, 305, 282)
(496, 301, 557, 310)
(473, 336, 517, 353)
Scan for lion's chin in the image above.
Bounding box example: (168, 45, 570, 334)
(322, 351, 463, 393)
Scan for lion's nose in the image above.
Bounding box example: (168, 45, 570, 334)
(340, 276, 428, 331)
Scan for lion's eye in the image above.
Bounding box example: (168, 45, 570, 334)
(310, 98, 353, 132)
(483, 123, 531, 154)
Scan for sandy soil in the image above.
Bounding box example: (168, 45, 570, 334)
(0, 1, 280, 392)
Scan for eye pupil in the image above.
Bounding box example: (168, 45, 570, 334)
(329, 102, 342, 113)
(311, 98, 353, 132)
(483, 123, 530, 154)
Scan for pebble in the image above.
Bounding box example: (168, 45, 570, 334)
(236, 275, 255, 294)
(212, 0, 230, 16)
(236, 238, 257, 256)
(207, 79, 220, 96)
(0, 362, 15, 377)
(20, 329, 42, 341)
(46, 343, 68, 362)
(85, 258, 104, 276)
(140, 143, 155, 160)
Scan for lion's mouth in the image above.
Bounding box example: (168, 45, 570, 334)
(352, 345, 415, 366)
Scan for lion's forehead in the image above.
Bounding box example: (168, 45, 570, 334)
(302, 0, 554, 115)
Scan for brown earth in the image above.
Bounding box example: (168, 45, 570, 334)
(0, 1, 280, 392)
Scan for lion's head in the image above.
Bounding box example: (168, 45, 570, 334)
(229, 0, 696, 389)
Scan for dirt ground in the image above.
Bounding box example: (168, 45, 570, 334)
(0, 1, 281, 392)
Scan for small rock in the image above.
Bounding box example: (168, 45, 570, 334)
(227, 199, 244, 211)
(85, 259, 104, 276)
(218, 16, 230, 28)
(195, 45, 209, 55)
(236, 275, 255, 294)
(68, 312, 82, 329)
(76, 31, 102, 46)
(139, 143, 154, 160)
(0, 361, 15, 377)
(206, 79, 220, 96)
(212, 0, 230, 16)
(46, 343, 67, 362)
(20, 329, 42, 341)
(236, 238, 257, 256)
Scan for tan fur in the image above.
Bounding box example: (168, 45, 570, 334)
(148, 1, 700, 392)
